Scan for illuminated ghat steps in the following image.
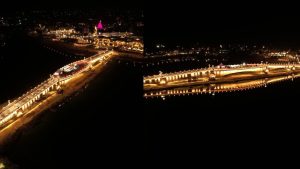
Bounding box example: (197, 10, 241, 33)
(143, 63, 300, 85)
(0, 51, 114, 127)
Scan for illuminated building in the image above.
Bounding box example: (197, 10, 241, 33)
(97, 20, 103, 30)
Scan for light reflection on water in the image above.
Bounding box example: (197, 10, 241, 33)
(144, 73, 300, 99)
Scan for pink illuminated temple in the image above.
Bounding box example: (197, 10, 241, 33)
(97, 20, 103, 30)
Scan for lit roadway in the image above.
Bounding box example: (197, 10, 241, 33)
(144, 63, 300, 97)
(0, 50, 115, 134)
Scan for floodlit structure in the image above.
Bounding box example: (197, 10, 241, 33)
(97, 20, 103, 30)
(0, 51, 114, 128)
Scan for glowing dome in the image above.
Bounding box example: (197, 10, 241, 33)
(97, 20, 103, 30)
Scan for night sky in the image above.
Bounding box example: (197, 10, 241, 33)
(0, 0, 143, 14)
(145, 1, 300, 47)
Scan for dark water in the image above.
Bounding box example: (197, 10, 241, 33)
(0, 32, 143, 167)
(144, 68, 300, 163)
(0, 31, 78, 103)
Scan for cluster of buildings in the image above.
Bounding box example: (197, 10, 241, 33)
(146, 44, 300, 63)
(41, 20, 143, 53)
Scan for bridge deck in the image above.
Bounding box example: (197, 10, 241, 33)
(144, 63, 300, 80)
(0, 78, 58, 118)
(0, 50, 114, 126)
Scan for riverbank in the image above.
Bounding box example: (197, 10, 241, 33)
(41, 38, 143, 60)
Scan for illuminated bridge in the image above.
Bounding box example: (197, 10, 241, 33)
(144, 73, 300, 98)
(144, 63, 300, 89)
(0, 50, 114, 127)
